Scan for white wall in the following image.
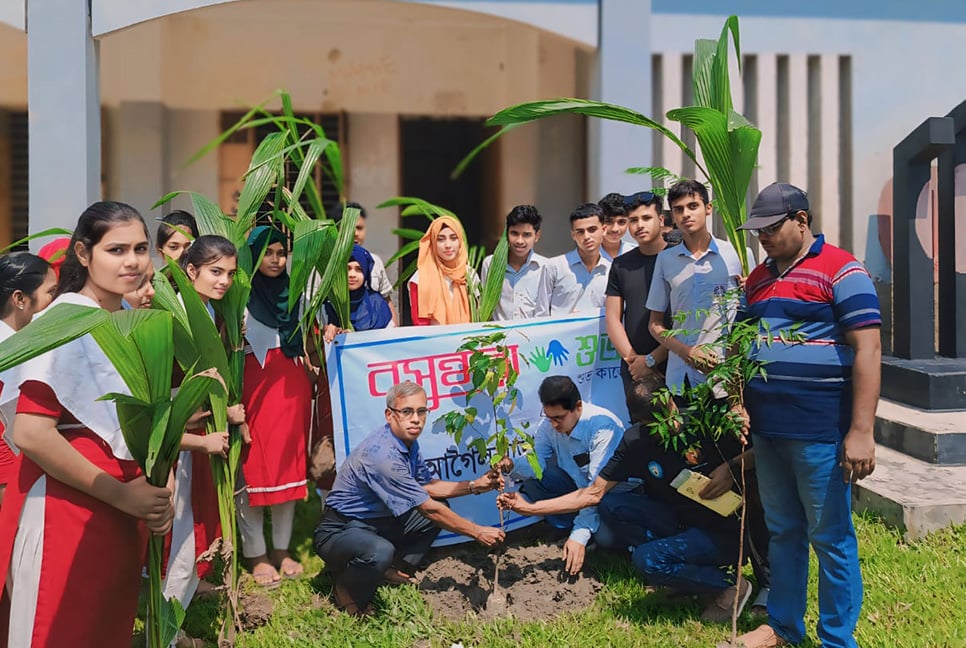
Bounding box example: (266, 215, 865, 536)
(651, 14, 966, 262)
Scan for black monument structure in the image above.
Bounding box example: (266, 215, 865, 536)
(886, 99, 966, 411)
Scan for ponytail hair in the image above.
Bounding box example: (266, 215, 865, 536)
(58, 201, 148, 295)
(180, 235, 237, 271)
(0, 252, 52, 315)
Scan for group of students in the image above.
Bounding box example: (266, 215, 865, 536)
(314, 179, 882, 648)
(0, 176, 880, 648)
(0, 204, 318, 646)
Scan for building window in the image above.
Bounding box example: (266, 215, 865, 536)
(218, 111, 345, 220)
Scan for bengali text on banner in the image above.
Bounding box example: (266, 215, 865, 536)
(325, 311, 627, 545)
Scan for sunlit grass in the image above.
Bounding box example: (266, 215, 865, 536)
(147, 492, 965, 647)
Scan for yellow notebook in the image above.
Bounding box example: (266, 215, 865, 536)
(669, 468, 742, 517)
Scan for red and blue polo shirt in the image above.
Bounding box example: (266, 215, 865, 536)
(742, 235, 881, 442)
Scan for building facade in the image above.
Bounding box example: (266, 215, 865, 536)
(0, 0, 963, 277)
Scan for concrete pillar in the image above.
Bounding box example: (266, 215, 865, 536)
(346, 112, 400, 282)
(27, 0, 101, 246)
(113, 101, 167, 218)
(588, 0, 652, 199)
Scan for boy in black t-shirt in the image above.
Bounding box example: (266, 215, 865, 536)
(604, 191, 669, 392)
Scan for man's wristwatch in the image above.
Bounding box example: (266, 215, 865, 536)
(644, 353, 657, 368)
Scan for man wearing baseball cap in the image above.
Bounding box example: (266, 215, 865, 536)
(721, 183, 881, 648)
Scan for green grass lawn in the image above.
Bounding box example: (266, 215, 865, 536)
(163, 493, 966, 647)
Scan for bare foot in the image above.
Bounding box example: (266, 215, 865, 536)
(271, 549, 304, 579)
(248, 555, 281, 588)
(383, 567, 416, 585)
(332, 581, 372, 617)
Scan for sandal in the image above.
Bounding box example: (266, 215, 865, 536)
(271, 550, 305, 579)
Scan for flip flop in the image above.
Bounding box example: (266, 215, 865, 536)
(278, 556, 304, 580)
(251, 562, 282, 589)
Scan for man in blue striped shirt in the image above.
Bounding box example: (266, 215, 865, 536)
(726, 183, 881, 648)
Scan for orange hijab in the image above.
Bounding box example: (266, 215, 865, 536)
(416, 216, 470, 325)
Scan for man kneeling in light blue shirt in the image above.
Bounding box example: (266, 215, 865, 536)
(496, 375, 634, 576)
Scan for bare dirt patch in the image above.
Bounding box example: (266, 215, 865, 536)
(238, 588, 274, 631)
(417, 534, 603, 622)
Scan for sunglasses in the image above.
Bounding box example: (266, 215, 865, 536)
(748, 214, 794, 237)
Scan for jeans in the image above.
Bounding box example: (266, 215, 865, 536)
(598, 490, 740, 594)
(753, 434, 862, 648)
(520, 464, 579, 531)
(313, 506, 441, 608)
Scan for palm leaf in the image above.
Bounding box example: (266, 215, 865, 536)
(0, 228, 74, 255)
(385, 239, 420, 267)
(667, 105, 759, 272)
(89, 314, 151, 403)
(154, 191, 232, 240)
(162, 260, 232, 382)
(235, 132, 287, 236)
(477, 226, 509, 321)
(485, 98, 706, 178)
(451, 124, 521, 179)
(299, 207, 358, 330)
(0, 303, 109, 372)
(288, 219, 336, 313)
(169, 368, 227, 459)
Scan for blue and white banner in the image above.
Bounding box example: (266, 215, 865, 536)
(326, 312, 627, 545)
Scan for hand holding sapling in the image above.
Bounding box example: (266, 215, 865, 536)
(474, 526, 506, 548)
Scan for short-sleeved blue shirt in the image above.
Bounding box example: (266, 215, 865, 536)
(645, 237, 744, 393)
(324, 424, 435, 519)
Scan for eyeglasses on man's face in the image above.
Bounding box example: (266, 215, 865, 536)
(749, 213, 793, 238)
(388, 407, 430, 420)
(540, 409, 570, 424)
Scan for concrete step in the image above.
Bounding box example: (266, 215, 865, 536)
(852, 445, 966, 540)
(874, 398, 966, 464)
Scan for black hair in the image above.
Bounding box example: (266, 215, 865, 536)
(569, 203, 604, 227)
(598, 193, 627, 219)
(329, 201, 368, 221)
(667, 179, 710, 207)
(157, 210, 199, 248)
(181, 235, 238, 271)
(505, 204, 542, 231)
(662, 210, 674, 227)
(625, 375, 666, 425)
(538, 375, 581, 411)
(59, 201, 148, 295)
(0, 253, 52, 316)
(623, 192, 664, 218)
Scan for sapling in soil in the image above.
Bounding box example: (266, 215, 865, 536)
(441, 329, 541, 613)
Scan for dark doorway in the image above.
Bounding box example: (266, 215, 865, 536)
(398, 116, 487, 324)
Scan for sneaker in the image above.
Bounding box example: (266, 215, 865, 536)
(716, 623, 788, 648)
(701, 578, 752, 623)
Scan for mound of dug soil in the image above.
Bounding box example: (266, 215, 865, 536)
(418, 539, 603, 622)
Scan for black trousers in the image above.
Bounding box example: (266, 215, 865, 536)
(313, 506, 441, 607)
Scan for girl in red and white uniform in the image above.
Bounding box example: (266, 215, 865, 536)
(0, 253, 58, 509)
(162, 236, 245, 611)
(237, 227, 312, 587)
(0, 202, 174, 647)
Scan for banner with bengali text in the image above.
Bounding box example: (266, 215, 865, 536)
(326, 311, 628, 545)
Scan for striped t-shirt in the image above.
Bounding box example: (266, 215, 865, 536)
(742, 235, 881, 442)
